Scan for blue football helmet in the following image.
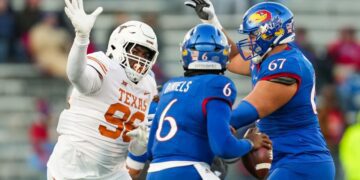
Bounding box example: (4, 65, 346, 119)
(181, 24, 230, 71)
(237, 2, 295, 64)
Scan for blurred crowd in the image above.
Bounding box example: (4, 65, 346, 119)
(0, 0, 167, 83)
(1, 0, 360, 179)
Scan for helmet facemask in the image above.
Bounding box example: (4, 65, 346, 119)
(106, 21, 159, 83)
(236, 2, 296, 64)
(237, 17, 285, 64)
(122, 42, 157, 83)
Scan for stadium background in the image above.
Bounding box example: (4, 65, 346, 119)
(0, 0, 359, 179)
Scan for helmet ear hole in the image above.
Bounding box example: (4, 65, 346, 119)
(111, 45, 116, 50)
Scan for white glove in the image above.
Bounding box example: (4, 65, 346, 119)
(126, 121, 151, 156)
(64, 0, 103, 44)
(184, 0, 223, 30)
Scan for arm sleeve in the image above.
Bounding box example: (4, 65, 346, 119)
(230, 100, 259, 129)
(126, 152, 147, 170)
(207, 99, 252, 159)
(66, 39, 102, 95)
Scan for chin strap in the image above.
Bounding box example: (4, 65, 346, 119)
(251, 47, 272, 64)
(251, 33, 285, 64)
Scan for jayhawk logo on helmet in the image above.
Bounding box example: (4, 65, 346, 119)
(248, 10, 272, 25)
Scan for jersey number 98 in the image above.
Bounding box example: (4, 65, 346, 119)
(99, 103, 145, 142)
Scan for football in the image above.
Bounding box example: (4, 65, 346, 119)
(242, 147, 273, 179)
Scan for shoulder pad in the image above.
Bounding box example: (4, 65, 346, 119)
(86, 51, 110, 79)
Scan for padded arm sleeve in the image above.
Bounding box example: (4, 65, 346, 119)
(207, 99, 252, 159)
(66, 39, 102, 95)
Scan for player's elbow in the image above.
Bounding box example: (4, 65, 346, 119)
(66, 67, 81, 83)
(213, 148, 230, 158)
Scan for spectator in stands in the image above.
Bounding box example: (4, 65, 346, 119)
(29, 12, 71, 79)
(339, 112, 360, 180)
(337, 73, 360, 124)
(295, 27, 317, 66)
(15, 0, 43, 61)
(0, 0, 15, 63)
(28, 98, 53, 172)
(326, 26, 360, 84)
(317, 85, 346, 152)
(317, 84, 347, 180)
(294, 27, 331, 90)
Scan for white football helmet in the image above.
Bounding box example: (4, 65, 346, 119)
(106, 21, 159, 83)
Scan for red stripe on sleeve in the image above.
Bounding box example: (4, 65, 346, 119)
(202, 97, 233, 119)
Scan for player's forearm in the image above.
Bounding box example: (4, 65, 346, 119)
(66, 36, 101, 94)
(207, 100, 253, 158)
(223, 32, 239, 60)
(67, 36, 89, 83)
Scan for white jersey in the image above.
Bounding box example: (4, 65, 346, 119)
(48, 51, 157, 179)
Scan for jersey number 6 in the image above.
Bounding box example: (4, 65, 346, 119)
(99, 103, 145, 142)
(156, 99, 178, 142)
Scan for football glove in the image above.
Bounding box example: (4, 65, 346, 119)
(64, 0, 103, 43)
(184, 0, 223, 29)
(126, 121, 151, 156)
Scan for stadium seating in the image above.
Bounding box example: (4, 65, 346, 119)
(0, 65, 68, 179)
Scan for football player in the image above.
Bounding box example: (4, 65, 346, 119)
(126, 24, 272, 179)
(186, 0, 335, 179)
(46, 0, 158, 179)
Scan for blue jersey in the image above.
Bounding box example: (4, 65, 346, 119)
(148, 74, 236, 165)
(250, 44, 333, 166)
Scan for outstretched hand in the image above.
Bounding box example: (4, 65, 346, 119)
(64, 0, 103, 38)
(184, 0, 223, 29)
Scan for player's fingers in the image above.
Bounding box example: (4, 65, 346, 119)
(261, 134, 270, 139)
(72, 0, 79, 10)
(64, 7, 74, 20)
(198, 0, 208, 5)
(64, 0, 75, 13)
(194, 0, 202, 5)
(184, 1, 196, 8)
(203, 0, 211, 4)
(78, 0, 83, 10)
(263, 138, 272, 145)
(91, 7, 103, 18)
(262, 142, 272, 149)
(126, 130, 139, 138)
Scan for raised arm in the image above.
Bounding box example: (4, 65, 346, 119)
(185, 0, 251, 76)
(64, 0, 104, 94)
